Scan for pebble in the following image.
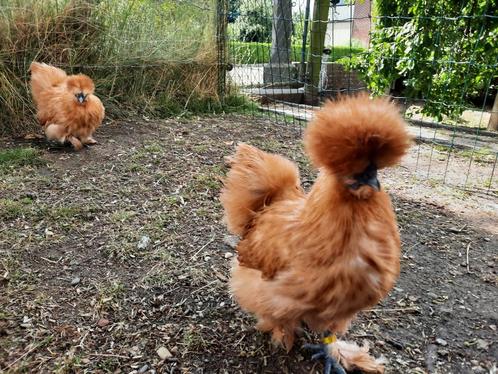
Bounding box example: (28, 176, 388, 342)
(435, 338, 447, 346)
(156, 346, 173, 360)
(138, 364, 149, 373)
(224, 252, 233, 259)
(476, 339, 489, 350)
(137, 235, 151, 250)
(97, 318, 110, 327)
(71, 277, 81, 286)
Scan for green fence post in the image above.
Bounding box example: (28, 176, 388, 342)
(304, 0, 330, 105)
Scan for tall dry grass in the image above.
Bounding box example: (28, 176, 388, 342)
(0, 0, 221, 136)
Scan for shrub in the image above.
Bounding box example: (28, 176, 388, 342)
(348, 0, 497, 121)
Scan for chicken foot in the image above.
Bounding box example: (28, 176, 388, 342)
(305, 334, 346, 374)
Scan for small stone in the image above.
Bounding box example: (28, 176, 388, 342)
(71, 277, 81, 286)
(20, 316, 32, 328)
(156, 346, 172, 360)
(476, 339, 489, 350)
(224, 252, 233, 259)
(45, 228, 54, 237)
(137, 235, 151, 250)
(489, 324, 496, 331)
(435, 338, 447, 346)
(483, 237, 490, 242)
(219, 302, 225, 307)
(427, 292, 438, 299)
(138, 364, 149, 373)
(97, 318, 110, 327)
(204, 256, 211, 261)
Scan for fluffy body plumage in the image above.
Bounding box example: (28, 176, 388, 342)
(220, 94, 411, 372)
(30, 62, 105, 150)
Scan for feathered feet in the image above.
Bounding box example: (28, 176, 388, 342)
(305, 333, 385, 374)
(305, 335, 346, 374)
(256, 319, 295, 352)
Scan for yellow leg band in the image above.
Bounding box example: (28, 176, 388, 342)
(322, 334, 337, 345)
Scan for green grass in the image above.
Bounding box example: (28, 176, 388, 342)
(0, 147, 42, 172)
(229, 41, 364, 64)
(0, 198, 32, 220)
(432, 144, 496, 164)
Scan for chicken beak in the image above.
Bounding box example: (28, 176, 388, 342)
(366, 175, 381, 191)
(348, 164, 381, 191)
(76, 92, 86, 103)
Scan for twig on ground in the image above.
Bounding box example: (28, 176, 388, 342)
(40, 256, 62, 264)
(77, 330, 90, 349)
(190, 234, 216, 259)
(89, 353, 130, 359)
(368, 307, 420, 313)
(191, 280, 219, 294)
(466, 242, 472, 272)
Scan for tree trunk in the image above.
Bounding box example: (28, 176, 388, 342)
(304, 0, 330, 105)
(487, 92, 498, 131)
(263, 0, 296, 87)
(270, 0, 293, 64)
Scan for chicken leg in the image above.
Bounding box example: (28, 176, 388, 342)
(305, 333, 346, 374)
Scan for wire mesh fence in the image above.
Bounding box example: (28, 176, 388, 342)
(221, 0, 498, 195)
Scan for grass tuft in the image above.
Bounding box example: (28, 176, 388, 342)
(0, 147, 42, 172)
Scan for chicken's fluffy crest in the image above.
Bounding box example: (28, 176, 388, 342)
(305, 94, 412, 176)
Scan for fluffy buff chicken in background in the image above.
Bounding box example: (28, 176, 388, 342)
(29, 62, 105, 150)
(220, 94, 412, 374)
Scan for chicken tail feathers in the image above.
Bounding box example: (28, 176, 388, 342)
(220, 143, 302, 236)
(328, 339, 386, 374)
(29, 62, 67, 102)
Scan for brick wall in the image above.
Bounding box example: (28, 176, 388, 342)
(352, 0, 371, 48)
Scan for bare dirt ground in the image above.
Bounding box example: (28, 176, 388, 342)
(1, 114, 497, 374)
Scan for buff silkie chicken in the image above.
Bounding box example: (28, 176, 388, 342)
(220, 94, 412, 374)
(29, 62, 105, 151)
